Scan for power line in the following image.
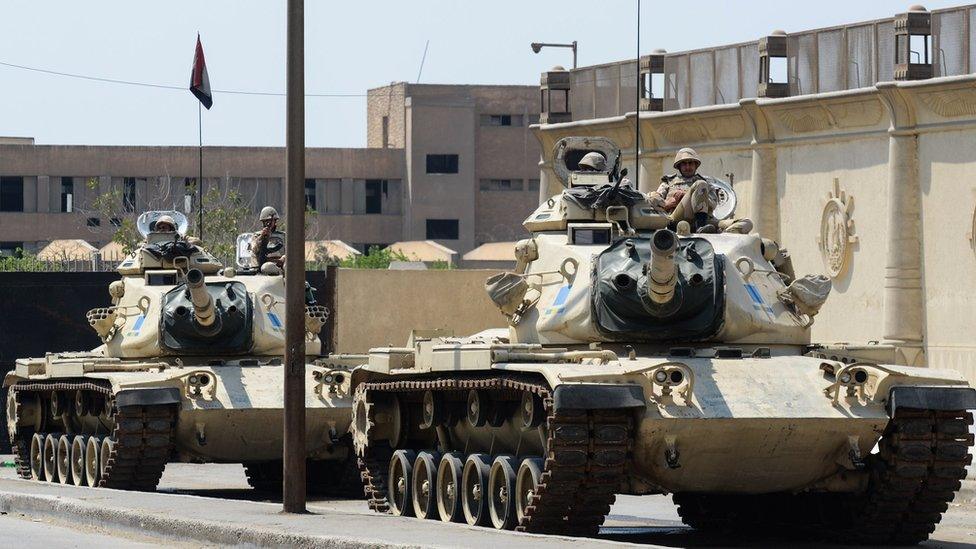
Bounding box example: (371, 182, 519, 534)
(0, 59, 390, 98)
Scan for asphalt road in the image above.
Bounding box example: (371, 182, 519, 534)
(1, 459, 974, 547)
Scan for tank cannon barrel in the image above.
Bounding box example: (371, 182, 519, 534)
(186, 268, 215, 327)
(645, 229, 679, 306)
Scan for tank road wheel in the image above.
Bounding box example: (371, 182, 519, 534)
(56, 434, 72, 484)
(488, 455, 518, 530)
(49, 391, 63, 418)
(388, 449, 417, 517)
(515, 457, 544, 525)
(43, 433, 60, 482)
(436, 452, 464, 522)
(29, 433, 45, 480)
(85, 436, 102, 488)
(412, 450, 442, 519)
(99, 437, 115, 483)
(467, 390, 489, 428)
(462, 453, 492, 526)
(70, 435, 88, 486)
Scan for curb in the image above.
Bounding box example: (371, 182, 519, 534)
(0, 491, 417, 549)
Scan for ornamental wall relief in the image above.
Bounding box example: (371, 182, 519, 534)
(816, 178, 858, 278)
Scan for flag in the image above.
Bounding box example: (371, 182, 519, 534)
(189, 34, 213, 109)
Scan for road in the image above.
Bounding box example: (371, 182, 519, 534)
(1, 459, 974, 547)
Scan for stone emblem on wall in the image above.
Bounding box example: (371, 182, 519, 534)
(816, 178, 858, 278)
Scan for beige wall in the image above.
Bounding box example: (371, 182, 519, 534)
(534, 75, 976, 385)
(333, 268, 506, 353)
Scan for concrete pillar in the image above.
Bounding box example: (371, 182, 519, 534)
(37, 176, 51, 213)
(749, 144, 780, 241)
(883, 130, 924, 344)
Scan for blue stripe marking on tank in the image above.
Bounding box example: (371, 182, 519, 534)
(553, 285, 571, 306)
(267, 312, 282, 329)
(745, 283, 774, 315)
(132, 315, 145, 331)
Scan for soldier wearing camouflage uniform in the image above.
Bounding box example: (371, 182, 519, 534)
(252, 206, 286, 268)
(649, 148, 752, 234)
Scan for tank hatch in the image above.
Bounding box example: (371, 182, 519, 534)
(592, 231, 724, 341)
(160, 269, 253, 354)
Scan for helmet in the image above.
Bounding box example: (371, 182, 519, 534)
(154, 215, 176, 232)
(578, 152, 607, 171)
(673, 147, 701, 169)
(259, 206, 280, 222)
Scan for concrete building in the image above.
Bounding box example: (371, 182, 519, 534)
(0, 83, 540, 257)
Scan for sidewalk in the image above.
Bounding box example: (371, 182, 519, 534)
(0, 476, 654, 549)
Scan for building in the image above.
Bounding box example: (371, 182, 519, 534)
(0, 83, 541, 257)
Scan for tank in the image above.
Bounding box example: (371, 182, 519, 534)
(347, 137, 976, 543)
(5, 211, 358, 494)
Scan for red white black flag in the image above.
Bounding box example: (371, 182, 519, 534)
(189, 34, 213, 109)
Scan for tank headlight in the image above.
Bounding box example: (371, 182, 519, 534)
(189, 375, 199, 385)
(669, 370, 684, 384)
(198, 374, 210, 385)
(839, 372, 852, 384)
(654, 370, 668, 383)
(852, 369, 868, 384)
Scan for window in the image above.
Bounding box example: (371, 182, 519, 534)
(184, 178, 195, 213)
(86, 217, 101, 227)
(0, 241, 23, 257)
(426, 219, 459, 240)
(0, 177, 24, 212)
(479, 179, 521, 191)
(123, 178, 136, 213)
(480, 114, 524, 127)
(365, 180, 383, 214)
(426, 154, 459, 174)
(60, 177, 74, 213)
(527, 179, 541, 191)
(110, 217, 122, 227)
(304, 179, 317, 210)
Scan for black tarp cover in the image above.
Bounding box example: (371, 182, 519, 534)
(591, 236, 724, 341)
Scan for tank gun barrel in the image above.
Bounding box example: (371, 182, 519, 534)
(645, 229, 679, 306)
(186, 268, 215, 327)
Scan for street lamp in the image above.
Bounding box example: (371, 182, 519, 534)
(531, 41, 578, 69)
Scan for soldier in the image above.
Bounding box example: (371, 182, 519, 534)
(648, 148, 752, 234)
(252, 206, 285, 268)
(154, 215, 177, 233)
(577, 151, 607, 172)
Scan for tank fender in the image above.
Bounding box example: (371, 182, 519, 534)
(115, 387, 182, 408)
(887, 385, 976, 414)
(553, 384, 646, 411)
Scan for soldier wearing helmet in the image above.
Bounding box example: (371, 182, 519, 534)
(648, 148, 752, 234)
(577, 151, 607, 172)
(252, 206, 285, 268)
(154, 215, 177, 233)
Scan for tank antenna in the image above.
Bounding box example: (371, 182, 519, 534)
(634, 0, 642, 192)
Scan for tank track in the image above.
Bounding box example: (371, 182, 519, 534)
(674, 407, 975, 545)
(356, 376, 633, 536)
(9, 381, 178, 491)
(10, 389, 34, 480)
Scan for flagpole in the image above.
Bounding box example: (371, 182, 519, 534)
(198, 101, 204, 239)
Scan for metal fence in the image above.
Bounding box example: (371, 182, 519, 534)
(568, 4, 975, 118)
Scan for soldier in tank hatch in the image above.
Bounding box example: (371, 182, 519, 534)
(649, 148, 752, 234)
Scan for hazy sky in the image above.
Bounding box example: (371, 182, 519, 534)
(0, 1, 964, 147)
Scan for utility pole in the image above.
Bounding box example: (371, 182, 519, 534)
(282, 0, 307, 514)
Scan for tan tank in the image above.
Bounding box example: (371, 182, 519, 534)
(347, 137, 976, 543)
(4, 211, 358, 494)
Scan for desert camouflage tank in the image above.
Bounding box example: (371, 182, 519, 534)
(5, 211, 358, 494)
(348, 137, 976, 543)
